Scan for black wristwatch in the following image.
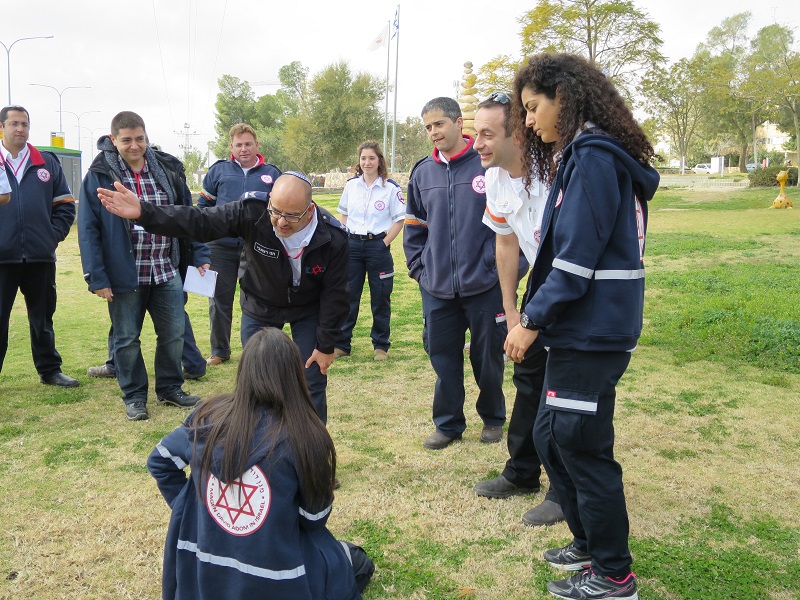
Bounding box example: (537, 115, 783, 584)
(519, 313, 542, 331)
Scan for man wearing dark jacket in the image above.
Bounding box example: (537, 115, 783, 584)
(79, 111, 204, 421)
(0, 105, 79, 387)
(199, 123, 281, 367)
(95, 171, 349, 424)
(403, 97, 507, 450)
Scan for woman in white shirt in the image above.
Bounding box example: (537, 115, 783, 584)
(334, 142, 405, 361)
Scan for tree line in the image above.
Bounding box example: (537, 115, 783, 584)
(206, 1, 799, 176)
(210, 61, 430, 175)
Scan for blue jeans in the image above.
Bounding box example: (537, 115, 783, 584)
(337, 237, 394, 353)
(107, 275, 185, 404)
(420, 284, 507, 437)
(102, 296, 206, 377)
(240, 312, 327, 423)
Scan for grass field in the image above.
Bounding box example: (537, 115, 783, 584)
(1, 188, 798, 599)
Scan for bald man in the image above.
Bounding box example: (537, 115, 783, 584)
(97, 171, 350, 422)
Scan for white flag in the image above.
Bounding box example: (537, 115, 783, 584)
(368, 27, 388, 51)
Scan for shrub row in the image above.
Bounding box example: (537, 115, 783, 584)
(748, 165, 798, 187)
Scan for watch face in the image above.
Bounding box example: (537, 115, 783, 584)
(520, 313, 530, 328)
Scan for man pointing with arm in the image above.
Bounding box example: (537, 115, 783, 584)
(97, 171, 349, 423)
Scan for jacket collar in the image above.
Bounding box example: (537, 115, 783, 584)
(432, 135, 474, 164)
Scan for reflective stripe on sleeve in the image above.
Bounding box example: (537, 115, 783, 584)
(552, 258, 594, 279)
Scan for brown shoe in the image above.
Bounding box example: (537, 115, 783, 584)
(480, 424, 503, 444)
(423, 431, 462, 450)
(333, 348, 350, 359)
(206, 355, 229, 366)
(374, 349, 388, 361)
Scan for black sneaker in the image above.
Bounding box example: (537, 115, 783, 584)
(547, 569, 638, 600)
(125, 401, 149, 421)
(544, 541, 593, 571)
(157, 390, 200, 408)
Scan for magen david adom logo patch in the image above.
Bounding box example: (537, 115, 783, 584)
(206, 465, 271, 536)
(37, 168, 51, 182)
(472, 174, 486, 194)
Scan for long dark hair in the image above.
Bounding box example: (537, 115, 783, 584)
(355, 141, 389, 184)
(512, 53, 655, 188)
(190, 328, 336, 507)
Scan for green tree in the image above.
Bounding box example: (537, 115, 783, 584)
(640, 58, 705, 171)
(211, 75, 256, 157)
(518, 0, 664, 100)
(278, 61, 309, 114)
(181, 147, 206, 191)
(392, 117, 432, 172)
(282, 61, 384, 172)
(745, 23, 800, 182)
(476, 55, 523, 99)
(696, 13, 769, 172)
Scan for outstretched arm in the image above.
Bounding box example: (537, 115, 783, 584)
(97, 181, 143, 219)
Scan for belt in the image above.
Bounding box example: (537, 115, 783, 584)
(348, 232, 387, 240)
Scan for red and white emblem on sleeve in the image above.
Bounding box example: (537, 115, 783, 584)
(206, 465, 271, 536)
(472, 174, 486, 194)
(37, 168, 51, 182)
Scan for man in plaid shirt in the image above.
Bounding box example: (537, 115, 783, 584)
(79, 111, 208, 421)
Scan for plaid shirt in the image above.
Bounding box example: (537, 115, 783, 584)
(118, 156, 177, 286)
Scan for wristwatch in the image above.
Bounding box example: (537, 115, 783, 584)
(519, 313, 542, 331)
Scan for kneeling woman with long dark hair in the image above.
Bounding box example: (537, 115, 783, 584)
(504, 53, 659, 600)
(148, 327, 373, 599)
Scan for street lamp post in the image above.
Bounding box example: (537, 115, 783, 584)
(62, 109, 100, 152)
(0, 36, 54, 104)
(29, 83, 90, 134)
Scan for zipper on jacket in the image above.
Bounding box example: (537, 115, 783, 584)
(447, 163, 460, 296)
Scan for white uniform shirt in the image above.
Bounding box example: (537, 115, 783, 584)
(482, 167, 548, 266)
(337, 175, 405, 235)
(0, 159, 10, 194)
(1, 144, 29, 184)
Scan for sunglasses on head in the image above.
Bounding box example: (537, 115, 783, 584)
(486, 92, 511, 104)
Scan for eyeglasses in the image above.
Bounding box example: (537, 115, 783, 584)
(486, 92, 511, 105)
(267, 202, 312, 223)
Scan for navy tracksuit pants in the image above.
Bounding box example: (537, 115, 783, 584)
(420, 283, 506, 437)
(534, 347, 633, 578)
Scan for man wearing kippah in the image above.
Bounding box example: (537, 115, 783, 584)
(93, 171, 349, 424)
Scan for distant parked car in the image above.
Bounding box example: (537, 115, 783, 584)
(693, 163, 712, 174)
(746, 163, 757, 172)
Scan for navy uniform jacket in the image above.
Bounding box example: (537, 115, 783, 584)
(0, 144, 74, 264)
(522, 132, 660, 352)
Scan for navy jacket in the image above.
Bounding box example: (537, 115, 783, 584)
(0, 144, 75, 264)
(199, 155, 281, 247)
(147, 409, 361, 600)
(403, 136, 498, 299)
(522, 132, 660, 352)
(134, 195, 350, 354)
(78, 138, 209, 294)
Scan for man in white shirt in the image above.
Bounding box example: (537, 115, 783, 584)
(472, 92, 564, 527)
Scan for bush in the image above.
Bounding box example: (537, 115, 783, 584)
(748, 165, 798, 187)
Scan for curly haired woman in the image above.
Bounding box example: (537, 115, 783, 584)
(504, 53, 660, 600)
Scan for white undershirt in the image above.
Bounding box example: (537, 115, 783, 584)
(277, 209, 318, 286)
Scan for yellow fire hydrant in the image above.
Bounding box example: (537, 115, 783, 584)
(771, 171, 793, 208)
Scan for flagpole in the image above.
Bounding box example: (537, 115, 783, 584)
(383, 20, 390, 154)
(390, 4, 400, 173)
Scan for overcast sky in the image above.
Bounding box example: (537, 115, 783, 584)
(3, 0, 798, 165)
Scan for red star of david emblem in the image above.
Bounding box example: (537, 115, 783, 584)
(214, 478, 258, 524)
(311, 264, 323, 275)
